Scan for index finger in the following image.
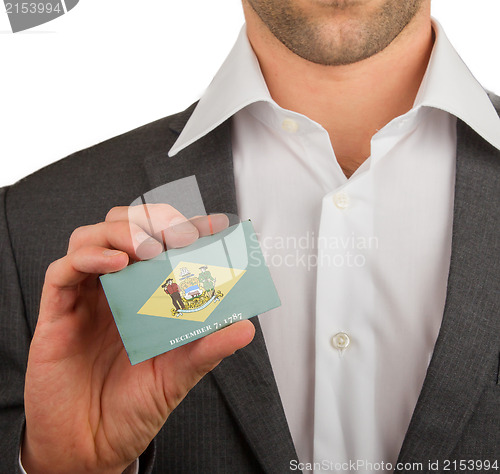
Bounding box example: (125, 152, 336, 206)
(106, 205, 229, 249)
(106, 204, 198, 249)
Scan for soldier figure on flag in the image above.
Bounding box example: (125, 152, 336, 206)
(198, 266, 216, 294)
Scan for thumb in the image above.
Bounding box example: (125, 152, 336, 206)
(186, 319, 256, 373)
(154, 320, 256, 408)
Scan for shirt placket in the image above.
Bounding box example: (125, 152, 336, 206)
(313, 170, 377, 471)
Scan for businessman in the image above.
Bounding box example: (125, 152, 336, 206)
(1, 0, 499, 473)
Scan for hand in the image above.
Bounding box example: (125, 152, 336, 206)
(22, 205, 255, 474)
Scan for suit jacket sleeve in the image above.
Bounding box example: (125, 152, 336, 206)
(0, 186, 157, 474)
(0, 186, 31, 474)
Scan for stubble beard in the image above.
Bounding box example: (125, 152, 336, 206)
(246, 0, 425, 66)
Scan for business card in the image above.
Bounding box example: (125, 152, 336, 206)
(100, 220, 280, 365)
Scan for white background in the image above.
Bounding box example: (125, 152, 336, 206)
(1, 0, 499, 187)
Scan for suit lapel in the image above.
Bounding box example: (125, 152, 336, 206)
(211, 320, 300, 473)
(143, 104, 238, 217)
(142, 108, 299, 473)
(396, 119, 500, 467)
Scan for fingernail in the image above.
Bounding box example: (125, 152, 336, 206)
(135, 232, 157, 245)
(103, 249, 123, 257)
(170, 217, 197, 234)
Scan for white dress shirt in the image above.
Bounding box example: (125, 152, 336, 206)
(169, 19, 500, 474)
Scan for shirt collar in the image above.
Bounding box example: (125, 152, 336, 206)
(169, 20, 500, 157)
(169, 26, 272, 157)
(415, 19, 500, 150)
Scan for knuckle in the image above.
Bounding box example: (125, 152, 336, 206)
(68, 226, 86, 248)
(105, 206, 123, 222)
(44, 259, 61, 283)
(68, 223, 104, 252)
(158, 203, 176, 212)
(145, 203, 177, 215)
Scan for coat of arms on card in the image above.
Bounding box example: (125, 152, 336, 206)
(138, 261, 246, 322)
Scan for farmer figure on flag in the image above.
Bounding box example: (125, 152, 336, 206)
(162, 278, 185, 311)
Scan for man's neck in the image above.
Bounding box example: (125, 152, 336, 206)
(244, 5, 434, 178)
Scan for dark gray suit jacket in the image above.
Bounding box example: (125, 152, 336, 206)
(0, 97, 499, 473)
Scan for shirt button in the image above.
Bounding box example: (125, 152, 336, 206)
(282, 118, 299, 133)
(331, 332, 350, 350)
(333, 192, 350, 210)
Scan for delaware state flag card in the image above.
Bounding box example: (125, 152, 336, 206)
(100, 220, 280, 365)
